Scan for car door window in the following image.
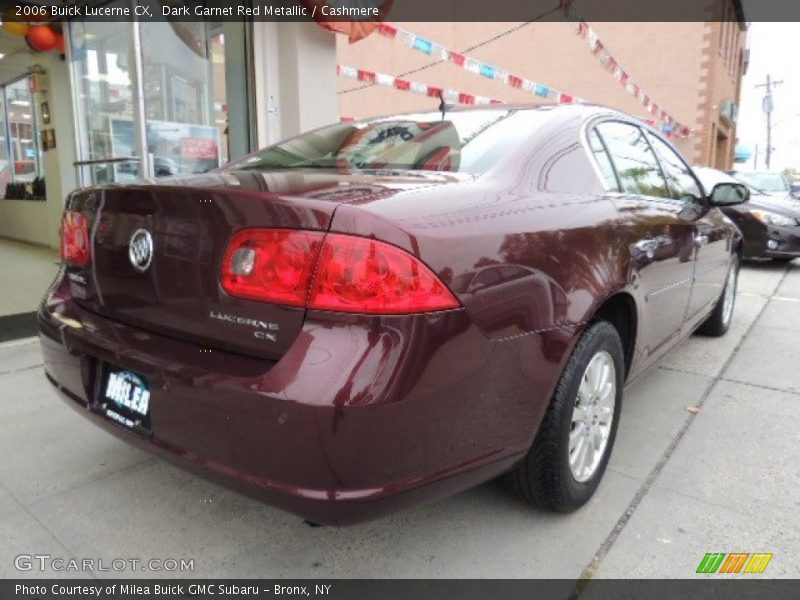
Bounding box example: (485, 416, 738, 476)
(587, 129, 619, 191)
(647, 133, 704, 203)
(595, 122, 670, 198)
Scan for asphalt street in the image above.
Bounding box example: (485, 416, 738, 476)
(1, 261, 798, 579)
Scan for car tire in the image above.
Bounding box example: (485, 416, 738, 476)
(696, 257, 739, 337)
(509, 320, 624, 512)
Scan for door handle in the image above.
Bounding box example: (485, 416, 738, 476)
(694, 234, 709, 247)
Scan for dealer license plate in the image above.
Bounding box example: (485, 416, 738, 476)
(99, 366, 151, 432)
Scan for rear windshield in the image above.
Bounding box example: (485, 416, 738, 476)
(236, 108, 554, 175)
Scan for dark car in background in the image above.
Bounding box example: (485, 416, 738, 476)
(40, 105, 746, 524)
(697, 166, 800, 262)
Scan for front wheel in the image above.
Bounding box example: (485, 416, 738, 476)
(697, 257, 739, 337)
(509, 321, 624, 512)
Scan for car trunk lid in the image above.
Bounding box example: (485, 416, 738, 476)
(68, 169, 457, 360)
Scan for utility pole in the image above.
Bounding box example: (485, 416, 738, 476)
(755, 74, 783, 170)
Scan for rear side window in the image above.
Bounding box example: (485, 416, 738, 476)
(647, 133, 704, 203)
(595, 122, 670, 198)
(587, 129, 619, 191)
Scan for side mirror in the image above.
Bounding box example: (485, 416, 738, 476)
(710, 182, 750, 206)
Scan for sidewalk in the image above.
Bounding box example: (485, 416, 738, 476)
(0, 261, 797, 579)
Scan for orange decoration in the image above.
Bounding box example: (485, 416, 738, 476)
(2, 20, 30, 37)
(26, 25, 58, 52)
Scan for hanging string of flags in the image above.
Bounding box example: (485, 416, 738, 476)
(560, 5, 692, 138)
(370, 23, 585, 106)
(337, 64, 504, 106)
(338, 20, 690, 138)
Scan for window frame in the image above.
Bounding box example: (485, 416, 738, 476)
(583, 116, 693, 204)
(644, 130, 708, 203)
(585, 126, 621, 192)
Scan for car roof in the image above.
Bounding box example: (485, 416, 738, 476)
(363, 103, 681, 152)
(364, 103, 657, 130)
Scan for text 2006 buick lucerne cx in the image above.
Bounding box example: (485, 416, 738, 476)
(39, 105, 749, 524)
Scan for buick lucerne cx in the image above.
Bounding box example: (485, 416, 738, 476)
(40, 105, 748, 524)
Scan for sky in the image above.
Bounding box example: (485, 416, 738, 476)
(737, 22, 800, 171)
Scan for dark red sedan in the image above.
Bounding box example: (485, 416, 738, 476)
(40, 105, 747, 524)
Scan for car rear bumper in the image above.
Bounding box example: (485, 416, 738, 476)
(38, 275, 569, 524)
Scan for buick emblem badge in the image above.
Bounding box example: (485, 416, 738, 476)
(128, 229, 154, 272)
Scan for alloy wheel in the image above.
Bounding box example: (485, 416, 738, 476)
(569, 350, 617, 483)
(722, 265, 738, 328)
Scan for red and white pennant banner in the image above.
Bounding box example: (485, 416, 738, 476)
(341, 20, 689, 138)
(372, 23, 583, 106)
(337, 64, 504, 106)
(563, 6, 691, 138)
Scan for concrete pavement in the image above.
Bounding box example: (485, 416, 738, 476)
(1, 262, 798, 579)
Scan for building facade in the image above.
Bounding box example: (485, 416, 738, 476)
(337, 2, 747, 169)
(0, 17, 339, 249)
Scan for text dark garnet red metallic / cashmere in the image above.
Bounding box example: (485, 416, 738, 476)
(40, 105, 745, 524)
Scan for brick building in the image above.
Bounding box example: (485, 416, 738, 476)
(338, 2, 747, 168)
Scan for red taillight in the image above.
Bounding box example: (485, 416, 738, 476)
(60, 210, 91, 266)
(220, 229, 325, 306)
(220, 229, 459, 314)
(308, 234, 459, 314)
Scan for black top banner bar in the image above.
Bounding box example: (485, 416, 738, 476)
(2, 0, 798, 23)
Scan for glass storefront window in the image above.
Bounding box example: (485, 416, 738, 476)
(69, 14, 138, 184)
(140, 20, 224, 177)
(210, 31, 229, 166)
(5, 77, 41, 184)
(69, 9, 242, 185)
(69, 12, 248, 184)
(0, 92, 10, 190)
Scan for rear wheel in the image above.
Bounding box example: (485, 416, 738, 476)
(697, 257, 739, 337)
(509, 321, 624, 512)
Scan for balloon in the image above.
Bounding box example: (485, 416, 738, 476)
(2, 21, 29, 37)
(26, 25, 58, 53)
(54, 33, 65, 54)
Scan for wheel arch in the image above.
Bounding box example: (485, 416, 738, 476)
(590, 292, 638, 380)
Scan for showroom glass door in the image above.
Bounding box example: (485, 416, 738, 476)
(69, 2, 250, 185)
